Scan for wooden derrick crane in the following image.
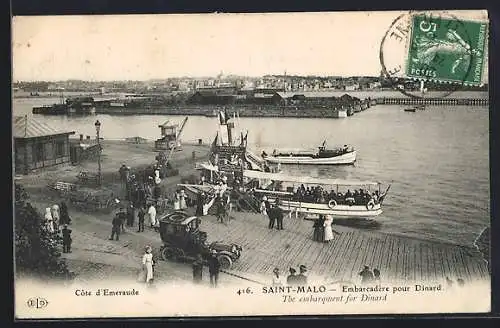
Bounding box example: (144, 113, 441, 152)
(157, 117, 188, 169)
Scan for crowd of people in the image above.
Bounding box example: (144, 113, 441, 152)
(359, 266, 468, 288)
(260, 196, 285, 230)
(271, 265, 308, 286)
(109, 201, 160, 241)
(115, 161, 199, 238)
(120, 163, 168, 212)
(312, 214, 336, 243)
(290, 184, 382, 207)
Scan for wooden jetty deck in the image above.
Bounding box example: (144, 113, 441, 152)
(198, 212, 489, 284)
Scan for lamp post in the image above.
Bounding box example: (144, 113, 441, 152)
(95, 120, 102, 187)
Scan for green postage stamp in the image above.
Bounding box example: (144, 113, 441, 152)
(406, 14, 488, 85)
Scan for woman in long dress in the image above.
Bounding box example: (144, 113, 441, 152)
(173, 191, 181, 210)
(51, 204, 60, 232)
(179, 190, 187, 210)
(323, 215, 334, 243)
(44, 208, 55, 233)
(147, 204, 157, 228)
(260, 196, 268, 217)
(313, 215, 325, 242)
(141, 245, 154, 285)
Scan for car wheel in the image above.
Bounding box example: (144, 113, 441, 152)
(172, 248, 185, 261)
(161, 247, 173, 261)
(217, 254, 232, 270)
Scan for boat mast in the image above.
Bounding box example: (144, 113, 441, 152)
(226, 110, 233, 146)
(283, 70, 286, 93)
(59, 88, 64, 104)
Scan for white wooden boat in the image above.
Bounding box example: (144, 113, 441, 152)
(184, 163, 389, 219)
(243, 170, 389, 218)
(244, 171, 390, 218)
(262, 145, 356, 165)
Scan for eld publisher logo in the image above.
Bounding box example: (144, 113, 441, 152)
(27, 297, 48, 309)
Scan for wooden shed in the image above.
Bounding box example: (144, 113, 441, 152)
(13, 116, 75, 174)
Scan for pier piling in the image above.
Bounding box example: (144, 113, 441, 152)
(379, 97, 488, 106)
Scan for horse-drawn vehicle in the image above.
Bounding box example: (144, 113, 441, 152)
(158, 211, 242, 269)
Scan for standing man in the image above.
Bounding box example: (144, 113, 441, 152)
(196, 192, 205, 216)
(136, 186, 146, 210)
(137, 205, 146, 232)
(61, 224, 72, 253)
(59, 201, 71, 226)
(126, 203, 135, 227)
(110, 212, 122, 241)
(264, 196, 271, 214)
(297, 265, 308, 285)
(286, 268, 298, 285)
(117, 207, 127, 233)
(268, 205, 276, 229)
(274, 199, 284, 230)
(119, 164, 128, 199)
(192, 254, 204, 284)
(153, 184, 162, 203)
(208, 250, 221, 288)
(216, 195, 227, 224)
(124, 166, 131, 200)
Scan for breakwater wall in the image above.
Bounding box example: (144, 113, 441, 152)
(378, 97, 489, 106)
(94, 103, 373, 118)
(95, 106, 335, 118)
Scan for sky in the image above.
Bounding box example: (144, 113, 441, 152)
(11, 11, 488, 81)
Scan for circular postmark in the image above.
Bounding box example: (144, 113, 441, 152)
(380, 10, 487, 99)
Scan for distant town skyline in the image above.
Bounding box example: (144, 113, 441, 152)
(12, 74, 383, 84)
(12, 11, 488, 82)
